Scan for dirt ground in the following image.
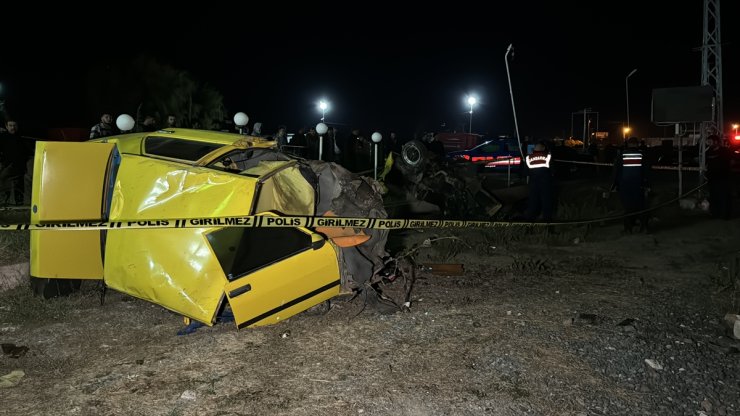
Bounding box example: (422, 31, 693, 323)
(1, 181, 740, 415)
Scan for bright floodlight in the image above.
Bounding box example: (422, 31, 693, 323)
(233, 112, 249, 127)
(319, 101, 328, 111)
(467, 96, 477, 106)
(116, 114, 135, 131)
(316, 123, 328, 135)
(371, 132, 382, 143)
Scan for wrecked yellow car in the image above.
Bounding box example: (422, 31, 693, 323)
(30, 128, 387, 328)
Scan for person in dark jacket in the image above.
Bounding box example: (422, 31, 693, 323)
(90, 113, 115, 139)
(705, 134, 732, 219)
(0, 119, 34, 205)
(524, 142, 554, 221)
(613, 137, 650, 233)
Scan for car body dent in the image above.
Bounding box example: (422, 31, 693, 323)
(31, 129, 340, 327)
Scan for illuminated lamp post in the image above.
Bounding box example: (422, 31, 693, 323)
(467, 96, 477, 133)
(116, 114, 135, 133)
(233, 112, 249, 135)
(371, 132, 382, 180)
(318, 100, 328, 122)
(316, 122, 328, 160)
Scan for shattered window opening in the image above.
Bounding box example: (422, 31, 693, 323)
(144, 136, 224, 162)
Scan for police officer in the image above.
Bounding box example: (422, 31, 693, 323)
(705, 134, 732, 219)
(614, 137, 649, 233)
(524, 142, 554, 221)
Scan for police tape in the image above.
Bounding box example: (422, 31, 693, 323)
(553, 159, 702, 171)
(0, 184, 706, 232)
(2, 216, 541, 231)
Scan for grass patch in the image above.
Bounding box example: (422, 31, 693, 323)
(0, 208, 30, 266)
(0, 230, 30, 265)
(0, 281, 101, 325)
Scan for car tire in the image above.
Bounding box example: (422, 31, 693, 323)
(30, 277, 82, 299)
(401, 140, 428, 170)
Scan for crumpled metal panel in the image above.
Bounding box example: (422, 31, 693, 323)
(245, 161, 315, 215)
(109, 155, 257, 220)
(103, 155, 258, 324)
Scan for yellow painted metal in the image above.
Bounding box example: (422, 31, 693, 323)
(104, 228, 228, 324)
(103, 154, 259, 324)
(31, 132, 341, 328)
(30, 230, 103, 279)
(108, 155, 257, 220)
(29, 142, 114, 280)
(248, 162, 315, 215)
(32, 142, 115, 221)
(225, 219, 340, 328)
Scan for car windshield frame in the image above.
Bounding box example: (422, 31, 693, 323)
(143, 136, 225, 163)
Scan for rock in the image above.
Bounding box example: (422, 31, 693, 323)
(644, 359, 663, 370)
(701, 398, 712, 413)
(563, 318, 574, 326)
(0, 370, 25, 388)
(0, 262, 30, 293)
(180, 390, 196, 400)
(723, 314, 740, 339)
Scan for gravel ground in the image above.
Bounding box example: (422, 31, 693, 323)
(0, 213, 739, 415)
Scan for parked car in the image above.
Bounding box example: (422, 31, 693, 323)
(447, 138, 522, 171)
(30, 127, 387, 328)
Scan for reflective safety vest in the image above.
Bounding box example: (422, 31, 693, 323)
(525, 152, 551, 169)
(622, 152, 642, 167)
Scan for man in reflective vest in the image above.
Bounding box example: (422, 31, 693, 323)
(524, 142, 553, 221)
(614, 137, 649, 233)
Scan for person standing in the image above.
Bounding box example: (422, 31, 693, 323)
(524, 142, 554, 222)
(90, 113, 115, 139)
(705, 134, 732, 219)
(0, 119, 33, 205)
(613, 137, 649, 233)
(165, 114, 178, 128)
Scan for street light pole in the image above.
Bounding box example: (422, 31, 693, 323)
(625, 68, 637, 136)
(319, 101, 328, 122)
(467, 96, 476, 133)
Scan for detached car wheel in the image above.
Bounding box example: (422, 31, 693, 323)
(401, 140, 428, 170)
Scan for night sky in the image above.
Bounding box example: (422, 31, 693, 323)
(1, 2, 737, 141)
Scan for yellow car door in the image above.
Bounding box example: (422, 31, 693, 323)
(30, 142, 119, 283)
(214, 215, 341, 328)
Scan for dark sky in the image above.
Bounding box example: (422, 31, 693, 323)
(1, 2, 737, 140)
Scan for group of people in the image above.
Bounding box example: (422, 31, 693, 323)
(522, 134, 734, 233)
(89, 113, 177, 139)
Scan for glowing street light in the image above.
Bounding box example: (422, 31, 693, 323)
(625, 68, 637, 133)
(318, 100, 329, 122)
(623, 126, 631, 139)
(733, 123, 738, 136)
(467, 96, 477, 133)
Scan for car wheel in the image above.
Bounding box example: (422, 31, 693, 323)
(30, 277, 82, 299)
(401, 140, 428, 170)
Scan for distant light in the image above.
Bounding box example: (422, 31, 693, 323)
(734, 135, 740, 141)
(623, 127, 631, 134)
(316, 123, 328, 135)
(467, 96, 477, 106)
(371, 132, 382, 143)
(732, 124, 739, 129)
(116, 114, 135, 131)
(319, 101, 328, 111)
(233, 112, 249, 127)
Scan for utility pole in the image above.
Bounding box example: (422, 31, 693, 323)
(700, 0, 723, 183)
